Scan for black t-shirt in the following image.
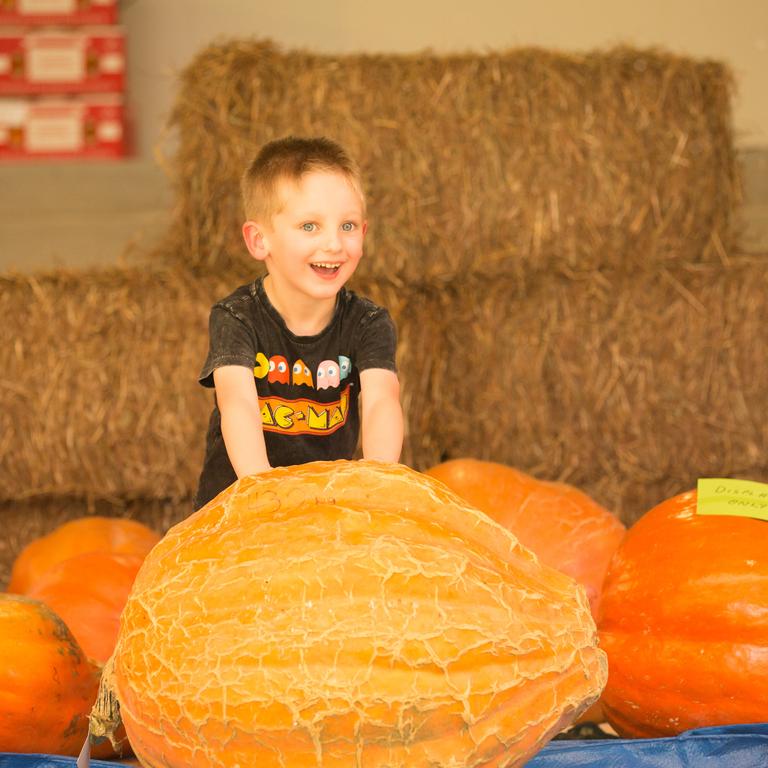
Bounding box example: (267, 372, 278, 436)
(194, 278, 397, 509)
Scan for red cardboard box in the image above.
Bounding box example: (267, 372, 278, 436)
(0, 95, 127, 159)
(0, 0, 117, 26)
(0, 28, 125, 94)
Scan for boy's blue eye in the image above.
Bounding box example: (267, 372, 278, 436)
(341, 222, 355, 232)
(301, 223, 316, 232)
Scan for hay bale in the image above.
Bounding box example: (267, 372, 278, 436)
(350, 275, 444, 470)
(430, 257, 768, 524)
(0, 267, 220, 500)
(153, 39, 738, 284)
(0, 268, 440, 502)
(2, 256, 763, 523)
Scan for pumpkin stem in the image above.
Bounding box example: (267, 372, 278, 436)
(88, 656, 125, 751)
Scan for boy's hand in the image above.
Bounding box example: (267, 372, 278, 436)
(213, 366, 272, 477)
(359, 368, 403, 463)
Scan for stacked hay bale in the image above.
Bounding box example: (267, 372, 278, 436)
(0, 267, 222, 500)
(2, 39, 763, 584)
(157, 42, 738, 282)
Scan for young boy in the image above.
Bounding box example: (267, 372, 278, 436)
(194, 136, 403, 509)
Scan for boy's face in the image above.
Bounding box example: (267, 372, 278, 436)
(247, 170, 367, 304)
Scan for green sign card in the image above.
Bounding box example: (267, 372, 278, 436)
(696, 478, 768, 522)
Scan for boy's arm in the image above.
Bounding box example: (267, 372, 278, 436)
(213, 366, 272, 477)
(359, 368, 403, 463)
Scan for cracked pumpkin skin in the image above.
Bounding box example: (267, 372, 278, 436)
(103, 461, 606, 767)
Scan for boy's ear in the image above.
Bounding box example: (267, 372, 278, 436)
(362, 220, 368, 238)
(242, 221, 270, 261)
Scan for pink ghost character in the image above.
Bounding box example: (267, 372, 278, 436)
(268, 355, 289, 384)
(316, 360, 341, 390)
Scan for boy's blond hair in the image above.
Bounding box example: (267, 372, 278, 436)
(241, 136, 364, 222)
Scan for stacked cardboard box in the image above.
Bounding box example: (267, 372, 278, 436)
(0, 0, 127, 159)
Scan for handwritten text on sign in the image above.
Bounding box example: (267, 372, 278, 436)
(696, 478, 768, 522)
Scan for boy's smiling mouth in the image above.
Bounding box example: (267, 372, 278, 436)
(311, 263, 342, 276)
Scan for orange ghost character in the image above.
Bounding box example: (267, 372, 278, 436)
(292, 359, 313, 387)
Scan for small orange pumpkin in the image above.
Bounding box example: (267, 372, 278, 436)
(0, 594, 100, 755)
(425, 459, 625, 614)
(8, 515, 160, 594)
(91, 461, 606, 768)
(26, 551, 145, 663)
(598, 489, 768, 737)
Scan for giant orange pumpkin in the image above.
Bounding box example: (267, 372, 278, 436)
(26, 550, 145, 663)
(8, 515, 160, 594)
(424, 459, 625, 615)
(0, 594, 100, 755)
(91, 461, 606, 768)
(598, 489, 768, 738)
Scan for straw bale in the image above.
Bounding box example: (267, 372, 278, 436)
(0, 266, 221, 500)
(430, 257, 768, 524)
(2, 256, 764, 525)
(350, 275, 444, 470)
(152, 39, 738, 284)
(0, 267, 439, 502)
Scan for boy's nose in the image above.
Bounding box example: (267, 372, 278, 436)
(323, 236, 342, 253)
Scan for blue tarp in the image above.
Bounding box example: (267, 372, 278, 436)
(524, 724, 768, 767)
(1, 724, 767, 767)
(0, 758, 114, 768)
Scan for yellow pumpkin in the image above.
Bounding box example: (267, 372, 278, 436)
(92, 461, 606, 767)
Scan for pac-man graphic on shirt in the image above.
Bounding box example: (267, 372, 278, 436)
(316, 360, 340, 390)
(254, 352, 269, 379)
(292, 359, 313, 387)
(268, 355, 289, 384)
(339, 355, 351, 381)
(260, 385, 350, 435)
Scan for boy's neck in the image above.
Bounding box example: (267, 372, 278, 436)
(262, 275, 338, 336)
